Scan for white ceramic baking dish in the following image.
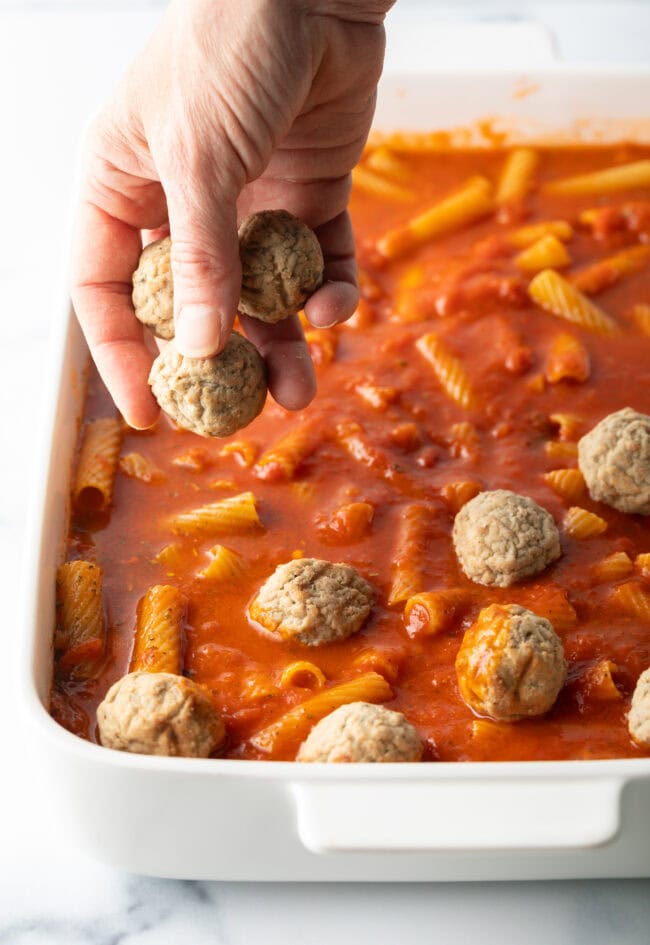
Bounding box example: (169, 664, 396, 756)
(21, 63, 650, 881)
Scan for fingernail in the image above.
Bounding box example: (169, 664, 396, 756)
(175, 304, 221, 357)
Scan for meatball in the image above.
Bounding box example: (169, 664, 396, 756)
(297, 701, 422, 763)
(455, 603, 566, 721)
(148, 332, 267, 437)
(97, 671, 225, 757)
(248, 557, 373, 646)
(452, 489, 561, 587)
(238, 210, 324, 323)
(132, 236, 174, 340)
(578, 408, 650, 514)
(628, 667, 650, 746)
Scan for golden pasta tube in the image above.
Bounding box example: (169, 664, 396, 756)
(508, 220, 573, 249)
(55, 560, 105, 677)
(415, 332, 477, 410)
(365, 145, 413, 182)
(388, 503, 434, 605)
(73, 417, 123, 509)
(592, 552, 633, 583)
(571, 244, 650, 295)
(403, 589, 466, 638)
(528, 270, 618, 335)
(249, 672, 392, 755)
(254, 419, 322, 482)
(563, 506, 608, 539)
(611, 581, 650, 621)
(170, 491, 262, 535)
(545, 332, 590, 384)
(130, 584, 186, 675)
(352, 166, 414, 202)
(496, 148, 539, 205)
(514, 234, 571, 273)
(118, 452, 164, 484)
(377, 176, 493, 260)
(279, 661, 327, 690)
(199, 545, 246, 582)
(543, 468, 586, 502)
(546, 160, 650, 196)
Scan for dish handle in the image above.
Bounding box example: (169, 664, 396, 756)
(292, 776, 624, 854)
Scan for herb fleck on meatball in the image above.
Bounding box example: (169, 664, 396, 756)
(452, 489, 561, 587)
(578, 408, 650, 514)
(97, 671, 225, 757)
(248, 557, 373, 646)
(455, 603, 566, 721)
(297, 702, 422, 762)
(148, 333, 267, 437)
(238, 210, 324, 323)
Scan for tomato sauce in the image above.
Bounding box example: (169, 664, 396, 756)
(52, 142, 650, 762)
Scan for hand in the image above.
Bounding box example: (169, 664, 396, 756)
(70, 0, 393, 429)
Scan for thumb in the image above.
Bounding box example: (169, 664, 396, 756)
(164, 168, 242, 358)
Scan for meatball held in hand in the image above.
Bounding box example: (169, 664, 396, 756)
(249, 558, 373, 646)
(148, 333, 267, 437)
(238, 210, 324, 323)
(97, 671, 226, 757)
(578, 408, 650, 514)
(132, 210, 323, 336)
(298, 702, 422, 763)
(453, 489, 561, 587)
(455, 603, 566, 721)
(132, 236, 174, 340)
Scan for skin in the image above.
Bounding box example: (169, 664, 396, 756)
(70, 0, 395, 429)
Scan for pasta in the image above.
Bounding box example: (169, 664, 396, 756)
(514, 234, 571, 273)
(254, 418, 321, 482)
(377, 176, 493, 260)
(351, 649, 401, 683)
(365, 145, 412, 182)
(415, 332, 477, 410)
(279, 661, 327, 689)
(316, 501, 374, 543)
(351, 165, 414, 202)
(528, 270, 619, 335)
(611, 581, 650, 622)
(73, 417, 123, 509)
(495, 147, 539, 206)
(388, 503, 434, 605)
(55, 560, 105, 677)
(543, 468, 586, 502)
(334, 420, 414, 491)
(508, 220, 573, 249)
(154, 542, 187, 575)
(118, 452, 164, 484)
(199, 544, 246, 582)
(549, 412, 584, 441)
(592, 551, 633, 583)
(546, 160, 650, 196)
(441, 480, 482, 514)
(218, 440, 258, 468)
(172, 447, 208, 472)
(513, 584, 578, 632)
(544, 440, 579, 461)
(355, 382, 398, 410)
(563, 506, 608, 539)
(632, 304, 650, 335)
(129, 584, 186, 675)
(545, 332, 590, 384)
(571, 244, 650, 295)
(248, 672, 393, 754)
(635, 553, 650, 577)
(170, 491, 262, 535)
(403, 589, 466, 638)
(582, 660, 622, 702)
(448, 421, 479, 460)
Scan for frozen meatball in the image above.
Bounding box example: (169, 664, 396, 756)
(578, 408, 650, 514)
(97, 671, 225, 757)
(238, 210, 324, 323)
(132, 236, 174, 340)
(455, 603, 566, 721)
(249, 558, 373, 646)
(453, 489, 561, 587)
(148, 332, 267, 437)
(297, 701, 422, 763)
(628, 667, 650, 746)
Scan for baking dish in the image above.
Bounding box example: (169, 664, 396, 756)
(21, 63, 650, 880)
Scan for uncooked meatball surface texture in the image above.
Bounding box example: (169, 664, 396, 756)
(148, 333, 267, 437)
(297, 701, 423, 763)
(97, 671, 225, 757)
(132, 236, 174, 340)
(628, 667, 650, 746)
(238, 210, 324, 323)
(455, 603, 566, 721)
(452, 489, 561, 587)
(578, 408, 650, 514)
(249, 558, 373, 646)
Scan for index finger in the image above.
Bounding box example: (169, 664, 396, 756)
(70, 199, 160, 429)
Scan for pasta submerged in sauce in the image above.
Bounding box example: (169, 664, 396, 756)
(52, 141, 650, 762)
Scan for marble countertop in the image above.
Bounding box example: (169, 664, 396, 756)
(3, 4, 650, 942)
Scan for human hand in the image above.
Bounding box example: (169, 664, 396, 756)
(70, 0, 394, 429)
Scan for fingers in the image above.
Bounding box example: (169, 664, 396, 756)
(70, 199, 160, 430)
(305, 209, 358, 328)
(239, 314, 316, 411)
(161, 149, 242, 359)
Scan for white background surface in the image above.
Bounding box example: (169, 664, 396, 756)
(3, 3, 650, 942)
